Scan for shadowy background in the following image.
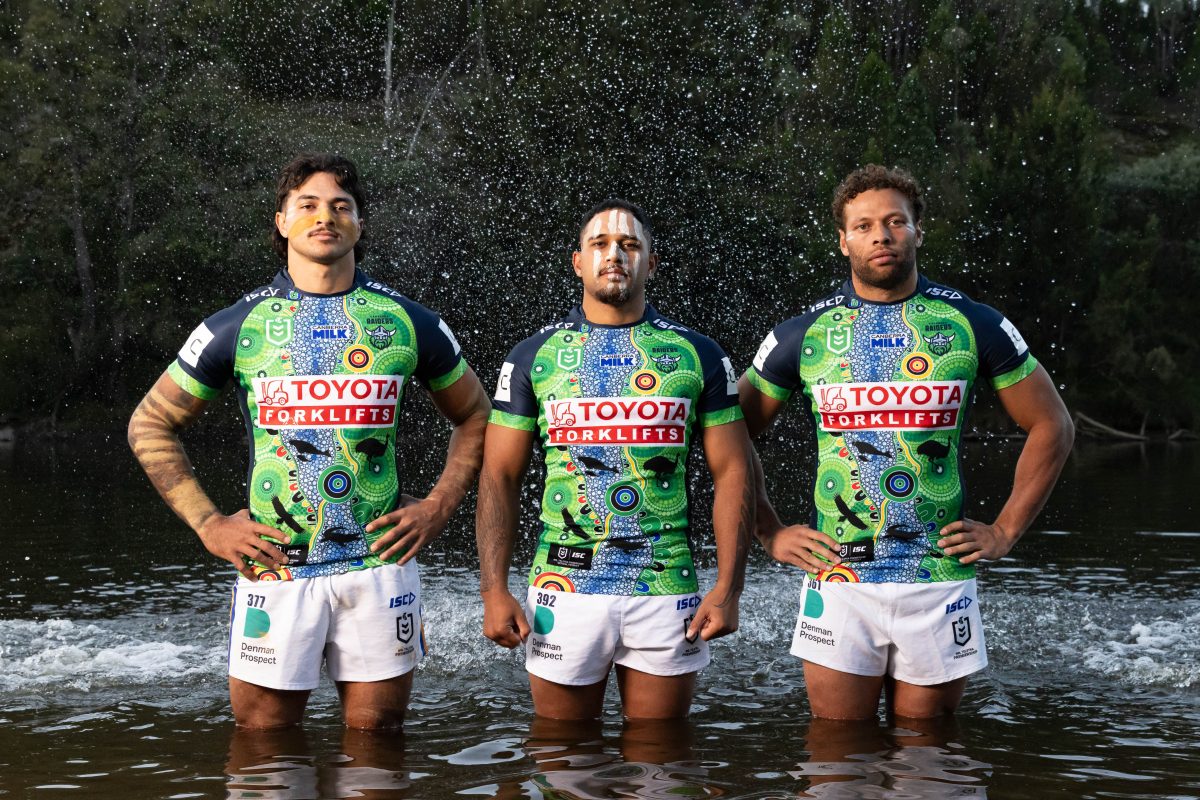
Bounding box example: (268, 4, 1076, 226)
(2, 0, 1197, 441)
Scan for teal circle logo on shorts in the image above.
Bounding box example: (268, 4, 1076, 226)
(533, 606, 555, 635)
(803, 587, 824, 619)
(243, 607, 271, 638)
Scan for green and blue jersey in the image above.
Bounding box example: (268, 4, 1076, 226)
(168, 268, 466, 580)
(491, 305, 743, 597)
(750, 276, 1037, 584)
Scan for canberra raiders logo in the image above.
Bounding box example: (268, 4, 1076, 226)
(651, 353, 681, 373)
(366, 325, 395, 350)
(923, 332, 955, 356)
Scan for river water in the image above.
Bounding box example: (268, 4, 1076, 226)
(0, 435, 1197, 798)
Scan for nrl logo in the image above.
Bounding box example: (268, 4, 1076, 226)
(827, 326, 851, 355)
(923, 331, 955, 356)
(651, 353, 681, 373)
(557, 349, 581, 370)
(265, 318, 292, 347)
(366, 325, 395, 350)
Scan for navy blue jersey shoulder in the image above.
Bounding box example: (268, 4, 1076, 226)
(752, 285, 851, 392)
(491, 317, 576, 419)
(916, 277, 1032, 379)
(173, 278, 283, 391)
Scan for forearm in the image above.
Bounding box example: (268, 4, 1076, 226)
(425, 404, 489, 515)
(710, 464, 753, 602)
(750, 447, 784, 544)
(475, 467, 521, 595)
(993, 415, 1075, 540)
(127, 384, 219, 533)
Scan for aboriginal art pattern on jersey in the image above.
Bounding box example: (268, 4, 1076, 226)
(168, 269, 465, 580)
(491, 306, 741, 597)
(750, 276, 1037, 584)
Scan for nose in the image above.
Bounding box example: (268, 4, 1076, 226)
(315, 205, 334, 224)
(606, 241, 623, 263)
(872, 222, 892, 244)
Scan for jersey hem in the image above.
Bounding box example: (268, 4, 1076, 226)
(992, 355, 1038, 390)
(167, 362, 221, 400)
(747, 369, 792, 402)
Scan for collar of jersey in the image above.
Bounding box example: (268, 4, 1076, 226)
(272, 267, 368, 298)
(841, 273, 930, 306)
(566, 303, 661, 329)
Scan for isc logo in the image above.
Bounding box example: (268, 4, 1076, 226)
(945, 597, 972, 614)
(676, 596, 701, 611)
(389, 592, 417, 609)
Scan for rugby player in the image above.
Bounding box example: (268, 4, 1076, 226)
(128, 153, 489, 729)
(740, 165, 1074, 719)
(476, 199, 753, 719)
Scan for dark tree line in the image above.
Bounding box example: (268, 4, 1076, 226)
(1, 0, 1198, 434)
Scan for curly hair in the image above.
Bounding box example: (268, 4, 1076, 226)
(831, 165, 924, 229)
(272, 153, 368, 262)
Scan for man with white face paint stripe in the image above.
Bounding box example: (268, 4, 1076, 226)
(739, 165, 1074, 721)
(476, 198, 755, 720)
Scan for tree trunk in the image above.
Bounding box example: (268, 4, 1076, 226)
(67, 158, 98, 369)
(383, 0, 397, 123)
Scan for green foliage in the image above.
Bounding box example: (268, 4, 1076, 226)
(0, 0, 1197, 433)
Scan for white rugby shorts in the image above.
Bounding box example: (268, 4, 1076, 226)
(524, 587, 710, 685)
(228, 561, 425, 690)
(791, 575, 986, 685)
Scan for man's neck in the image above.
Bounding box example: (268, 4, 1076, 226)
(580, 294, 646, 326)
(850, 270, 920, 303)
(287, 258, 356, 294)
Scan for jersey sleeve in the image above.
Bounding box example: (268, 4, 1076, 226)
(488, 336, 541, 432)
(166, 305, 243, 400)
(747, 317, 807, 402)
(410, 304, 468, 391)
(970, 303, 1039, 390)
(693, 336, 743, 427)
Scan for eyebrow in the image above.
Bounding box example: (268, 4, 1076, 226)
(294, 194, 354, 205)
(586, 232, 641, 243)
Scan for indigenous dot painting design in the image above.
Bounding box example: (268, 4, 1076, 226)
(501, 309, 742, 597)
(171, 271, 463, 581)
(751, 278, 1038, 584)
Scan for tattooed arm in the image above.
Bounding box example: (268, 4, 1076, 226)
(475, 423, 536, 648)
(128, 372, 289, 580)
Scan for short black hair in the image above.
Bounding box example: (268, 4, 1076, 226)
(272, 153, 368, 261)
(578, 198, 653, 247)
(831, 164, 924, 229)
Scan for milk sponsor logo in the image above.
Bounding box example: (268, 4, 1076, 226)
(815, 380, 966, 431)
(544, 396, 690, 446)
(252, 375, 404, 428)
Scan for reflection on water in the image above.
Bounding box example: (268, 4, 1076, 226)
(793, 718, 989, 798)
(227, 727, 410, 799)
(1, 440, 1199, 798)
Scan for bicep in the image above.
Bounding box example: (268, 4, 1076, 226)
(737, 376, 787, 438)
(482, 423, 537, 481)
(428, 368, 491, 426)
(130, 371, 211, 433)
(701, 419, 753, 480)
(995, 365, 1070, 432)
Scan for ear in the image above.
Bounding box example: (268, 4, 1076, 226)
(647, 252, 659, 280)
(838, 228, 849, 257)
(275, 210, 288, 239)
(571, 249, 584, 278)
(914, 221, 924, 248)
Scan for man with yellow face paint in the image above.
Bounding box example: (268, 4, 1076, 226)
(128, 153, 490, 730)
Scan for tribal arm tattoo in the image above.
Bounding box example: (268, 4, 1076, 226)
(127, 372, 220, 533)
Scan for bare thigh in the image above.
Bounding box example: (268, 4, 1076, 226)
(885, 675, 967, 719)
(615, 665, 695, 720)
(229, 677, 310, 730)
(802, 660, 885, 720)
(336, 671, 414, 731)
(530, 672, 609, 720)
